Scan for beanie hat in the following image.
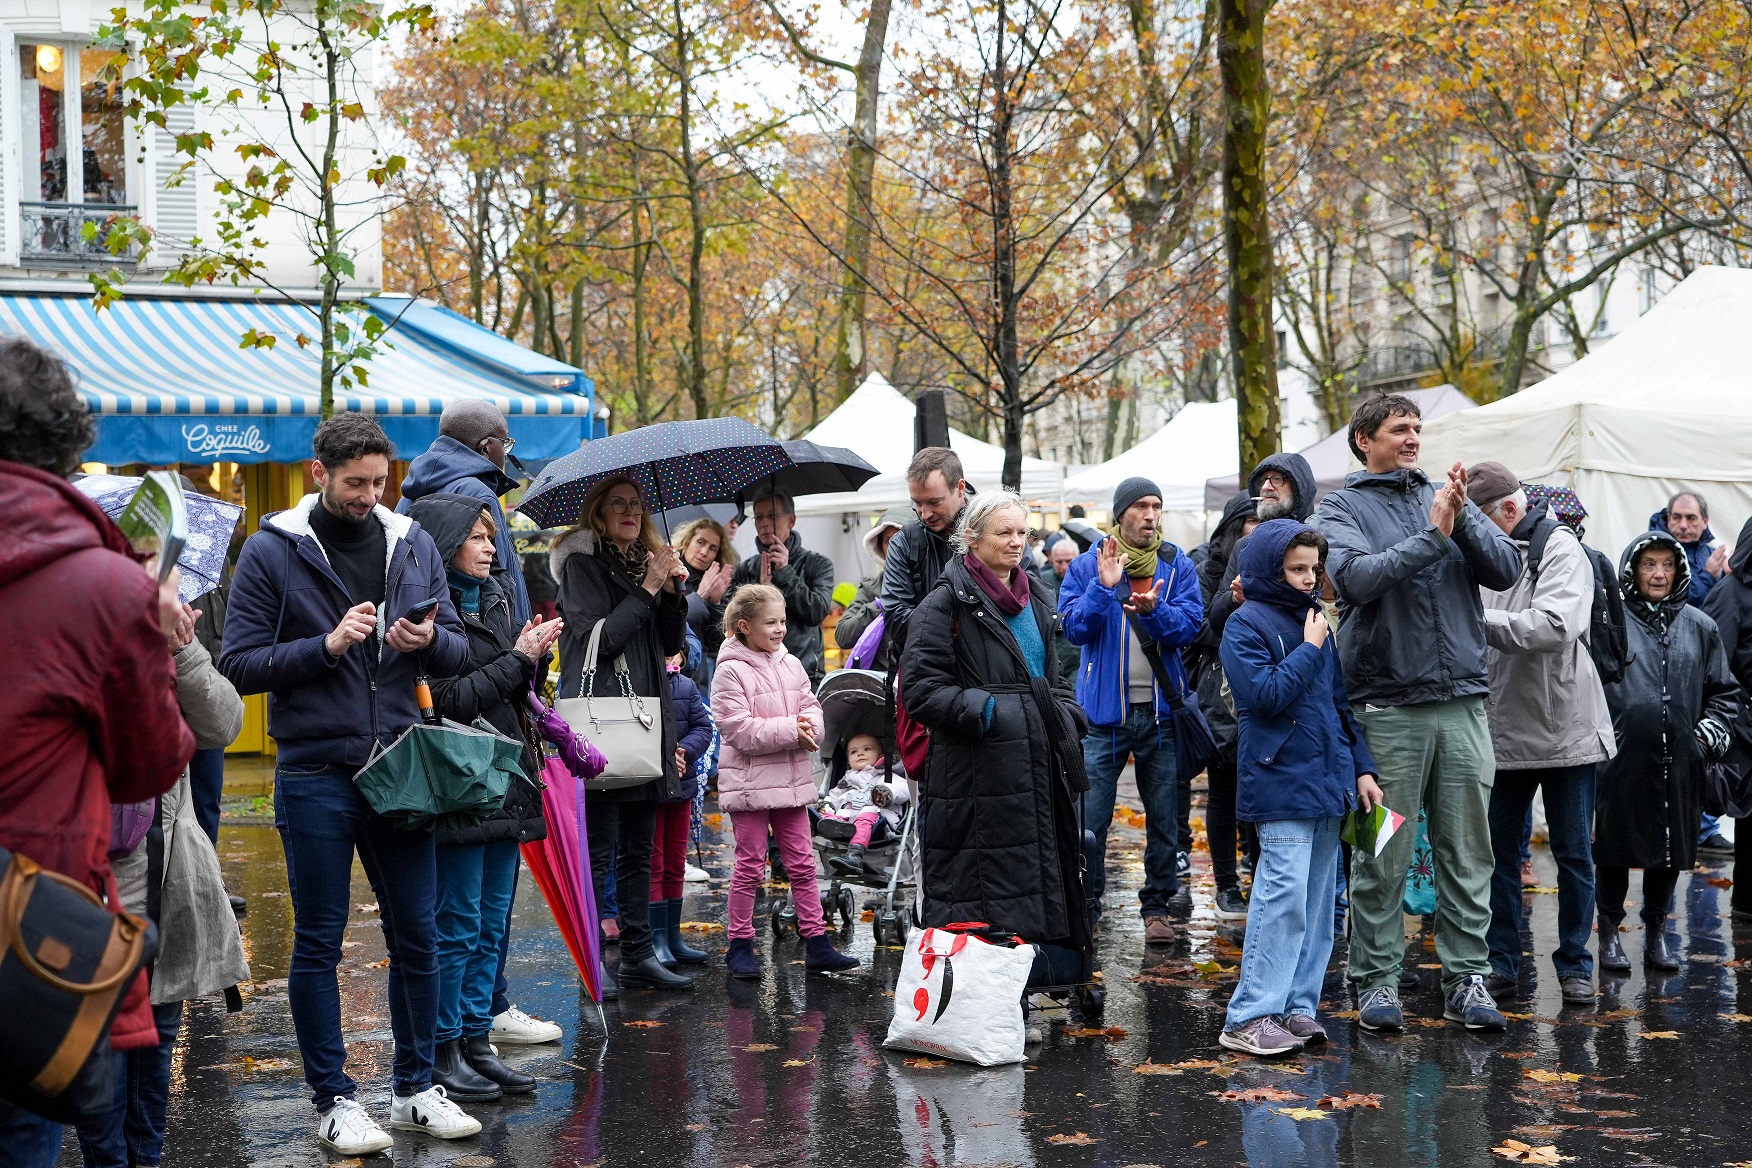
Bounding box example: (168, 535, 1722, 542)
(1465, 461, 1520, 513)
(1112, 476, 1162, 520)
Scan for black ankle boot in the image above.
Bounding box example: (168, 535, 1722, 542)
(1598, 915, 1631, 972)
(665, 899, 709, 964)
(462, 1034, 535, 1094)
(619, 954, 695, 991)
(829, 844, 867, 878)
(432, 1038, 502, 1101)
(1643, 920, 1681, 970)
(600, 952, 619, 1001)
(648, 900, 678, 968)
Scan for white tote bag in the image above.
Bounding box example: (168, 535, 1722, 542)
(553, 619, 664, 790)
(884, 927, 1035, 1066)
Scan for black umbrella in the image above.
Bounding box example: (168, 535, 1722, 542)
(660, 501, 744, 530)
(763, 440, 880, 497)
(514, 418, 792, 529)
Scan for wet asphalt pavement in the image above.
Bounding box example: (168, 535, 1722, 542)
(63, 778, 1752, 1168)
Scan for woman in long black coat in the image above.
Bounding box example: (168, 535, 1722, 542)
(901, 491, 1091, 952)
(1597, 530, 1739, 972)
(553, 474, 692, 994)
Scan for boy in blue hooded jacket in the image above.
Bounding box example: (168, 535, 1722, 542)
(1218, 519, 1382, 1057)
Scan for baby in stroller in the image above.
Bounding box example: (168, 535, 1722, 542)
(818, 733, 910, 878)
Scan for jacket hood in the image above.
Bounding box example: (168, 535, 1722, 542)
(1249, 452, 1317, 521)
(1730, 516, 1752, 581)
(400, 435, 518, 503)
(1239, 518, 1322, 614)
(1342, 466, 1432, 492)
(866, 505, 913, 560)
(1619, 530, 1693, 619)
(549, 525, 599, 581)
(405, 492, 496, 565)
(263, 493, 415, 545)
(1212, 491, 1257, 544)
(0, 460, 137, 589)
(1649, 508, 1714, 549)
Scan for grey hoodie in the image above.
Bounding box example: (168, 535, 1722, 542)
(1315, 467, 1521, 708)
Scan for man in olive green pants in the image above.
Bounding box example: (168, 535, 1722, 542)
(1315, 394, 1521, 1032)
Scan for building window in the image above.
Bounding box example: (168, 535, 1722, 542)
(17, 42, 135, 264)
(1388, 235, 1413, 285)
(1639, 267, 1659, 315)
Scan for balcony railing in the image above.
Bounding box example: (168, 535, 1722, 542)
(18, 202, 139, 266)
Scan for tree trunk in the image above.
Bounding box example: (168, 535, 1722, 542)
(991, 0, 1023, 492)
(833, 0, 893, 403)
(675, 0, 709, 419)
(1217, 0, 1278, 482)
(317, 20, 342, 420)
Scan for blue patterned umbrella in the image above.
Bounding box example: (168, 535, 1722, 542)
(514, 417, 793, 529)
(73, 473, 244, 603)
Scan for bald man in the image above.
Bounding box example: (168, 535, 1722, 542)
(396, 400, 530, 624)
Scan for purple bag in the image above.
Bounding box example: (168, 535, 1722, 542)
(108, 800, 155, 861)
(846, 607, 887, 671)
(527, 689, 608, 782)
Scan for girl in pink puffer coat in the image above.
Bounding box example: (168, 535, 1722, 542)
(714, 584, 857, 977)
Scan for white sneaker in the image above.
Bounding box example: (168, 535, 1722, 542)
(684, 863, 710, 883)
(389, 1084, 481, 1140)
(490, 1005, 562, 1045)
(314, 1096, 392, 1155)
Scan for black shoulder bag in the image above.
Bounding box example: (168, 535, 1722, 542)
(1126, 610, 1217, 781)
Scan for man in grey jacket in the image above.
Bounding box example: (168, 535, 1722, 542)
(1316, 393, 1522, 1033)
(727, 487, 837, 684)
(879, 447, 970, 640)
(1467, 462, 1616, 1006)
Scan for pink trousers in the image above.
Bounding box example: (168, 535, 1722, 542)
(729, 807, 825, 941)
(823, 807, 882, 847)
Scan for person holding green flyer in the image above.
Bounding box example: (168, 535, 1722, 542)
(1218, 519, 1381, 1057)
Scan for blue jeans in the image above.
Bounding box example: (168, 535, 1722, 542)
(1701, 812, 1725, 846)
(491, 863, 516, 1019)
(1082, 704, 1179, 916)
(0, 1103, 63, 1168)
(74, 1000, 183, 1167)
(1488, 764, 1596, 980)
(188, 746, 226, 846)
(275, 761, 439, 1104)
(435, 840, 520, 1042)
(1224, 816, 1341, 1028)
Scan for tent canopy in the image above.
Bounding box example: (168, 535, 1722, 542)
(1202, 384, 1475, 510)
(791, 372, 1064, 517)
(1, 291, 598, 466)
(1065, 399, 1238, 512)
(1419, 266, 1752, 556)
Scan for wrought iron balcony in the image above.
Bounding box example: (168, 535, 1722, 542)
(18, 202, 139, 266)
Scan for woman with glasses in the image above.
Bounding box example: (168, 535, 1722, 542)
(551, 475, 695, 995)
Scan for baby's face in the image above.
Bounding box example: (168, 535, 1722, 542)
(846, 735, 883, 771)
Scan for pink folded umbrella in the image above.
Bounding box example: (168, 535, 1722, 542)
(523, 689, 609, 1006)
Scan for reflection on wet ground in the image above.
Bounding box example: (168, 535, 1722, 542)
(60, 780, 1752, 1167)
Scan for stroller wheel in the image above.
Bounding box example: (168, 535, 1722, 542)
(870, 913, 887, 947)
(770, 899, 793, 936)
(836, 886, 858, 929)
(1075, 984, 1106, 1019)
(892, 911, 910, 948)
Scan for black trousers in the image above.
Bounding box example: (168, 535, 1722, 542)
(587, 799, 658, 963)
(1205, 748, 1251, 892)
(1596, 864, 1680, 928)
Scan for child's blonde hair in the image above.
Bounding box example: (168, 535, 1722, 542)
(722, 583, 785, 643)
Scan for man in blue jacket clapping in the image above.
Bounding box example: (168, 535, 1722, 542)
(1058, 476, 1204, 943)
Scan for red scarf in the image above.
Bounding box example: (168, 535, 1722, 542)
(964, 553, 1031, 616)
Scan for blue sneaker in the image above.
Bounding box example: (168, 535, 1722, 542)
(1357, 985, 1403, 1031)
(1443, 974, 1507, 1032)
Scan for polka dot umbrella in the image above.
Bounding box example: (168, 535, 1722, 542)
(513, 417, 794, 531)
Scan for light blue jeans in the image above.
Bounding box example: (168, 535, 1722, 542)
(435, 840, 521, 1043)
(1224, 816, 1342, 1030)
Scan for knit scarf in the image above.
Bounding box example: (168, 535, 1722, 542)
(964, 553, 1031, 616)
(447, 569, 483, 616)
(1109, 531, 1162, 579)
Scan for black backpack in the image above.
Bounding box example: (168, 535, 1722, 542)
(1526, 516, 1631, 685)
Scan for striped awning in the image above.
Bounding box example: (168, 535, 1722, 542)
(0, 292, 598, 465)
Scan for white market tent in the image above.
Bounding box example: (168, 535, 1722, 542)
(1064, 399, 1239, 512)
(790, 372, 1065, 517)
(1201, 384, 1476, 510)
(1419, 265, 1752, 558)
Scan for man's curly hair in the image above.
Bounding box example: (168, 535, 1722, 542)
(0, 337, 93, 478)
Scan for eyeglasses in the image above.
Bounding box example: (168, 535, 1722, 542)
(1260, 471, 1291, 489)
(478, 434, 516, 454)
(604, 497, 645, 515)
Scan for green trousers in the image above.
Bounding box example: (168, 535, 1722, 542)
(1348, 696, 1496, 995)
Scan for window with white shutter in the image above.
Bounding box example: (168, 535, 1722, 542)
(151, 104, 198, 259)
(0, 33, 14, 265)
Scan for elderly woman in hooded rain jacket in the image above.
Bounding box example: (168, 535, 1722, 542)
(1596, 530, 1739, 972)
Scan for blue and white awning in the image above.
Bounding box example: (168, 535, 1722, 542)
(0, 291, 598, 465)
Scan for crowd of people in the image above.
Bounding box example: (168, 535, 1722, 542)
(8, 324, 1752, 1163)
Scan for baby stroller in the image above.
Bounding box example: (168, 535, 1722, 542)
(769, 669, 918, 947)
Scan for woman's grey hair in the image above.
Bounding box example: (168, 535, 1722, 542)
(950, 489, 1029, 555)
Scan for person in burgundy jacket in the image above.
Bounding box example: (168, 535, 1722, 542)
(0, 337, 193, 1161)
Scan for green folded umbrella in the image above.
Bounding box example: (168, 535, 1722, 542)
(352, 719, 523, 832)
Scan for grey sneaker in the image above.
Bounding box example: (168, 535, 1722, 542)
(1213, 886, 1250, 922)
(1282, 1013, 1328, 1044)
(1218, 1015, 1304, 1057)
(1357, 985, 1404, 1031)
(1443, 974, 1507, 1032)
